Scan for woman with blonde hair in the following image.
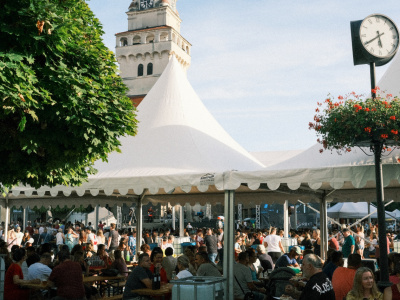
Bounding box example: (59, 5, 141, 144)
(96, 229, 105, 245)
(346, 267, 382, 300)
(7, 228, 17, 252)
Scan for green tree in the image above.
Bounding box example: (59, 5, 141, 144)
(0, 0, 137, 191)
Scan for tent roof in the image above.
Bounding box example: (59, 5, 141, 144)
(8, 56, 264, 206)
(327, 202, 393, 219)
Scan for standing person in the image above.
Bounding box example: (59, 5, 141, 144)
(313, 229, 321, 257)
(328, 230, 340, 251)
(332, 254, 361, 300)
(65, 227, 78, 252)
(285, 254, 335, 300)
(342, 228, 355, 258)
(345, 267, 382, 300)
(264, 227, 284, 264)
(204, 228, 218, 263)
(7, 228, 17, 252)
(4, 248, 40, 300)
(55, 228, 65, 254)
(14, 226, 24, 247)
(301, 232, 313, 250)
(355, 225, 365, 258)
(96, 229, 105, 246)
(128, 230, 137, 258)
(217, 228, 224, 265)
(21, 230, 31, 246)
(87, 227, 98, 252)
(107, 223, 119, 253)
(147, 207, 154, 223)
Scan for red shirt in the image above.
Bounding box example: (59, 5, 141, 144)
(4, 263, 30, 300)
(49, 261, 85, 298)
(150, 264, 168, 283)
(329, 237, 339, 251)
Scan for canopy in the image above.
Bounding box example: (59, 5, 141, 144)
(6, 56, 264, 208)
(327, 202, 393, 219)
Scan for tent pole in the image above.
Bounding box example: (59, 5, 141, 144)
(4, 195, 9, 243)
(223, 190, 234, 300)
(95, 205, 100, 230)
(136, 190, 146, 261)
(368, 202, 371, 225)
(283, 200, 289, 238)
(320, 197, 328, 261)
(23, 207, 27, 230)
(172, 205, 176, 231)
(179, 205, 184, 237)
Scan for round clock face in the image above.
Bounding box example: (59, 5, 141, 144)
(360, 14, 399, 58)
(140, 0, 154, 9)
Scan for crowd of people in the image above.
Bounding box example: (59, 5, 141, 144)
(0, 219, 399, 300)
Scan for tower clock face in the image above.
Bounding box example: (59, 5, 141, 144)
(359, 14, 399, 58)
(140, 0, 154, 9)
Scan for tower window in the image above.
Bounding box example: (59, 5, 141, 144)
(138, 64, 143, 77)
(147, 63, 153, 75)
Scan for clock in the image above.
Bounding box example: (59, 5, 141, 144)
(140, 0, 153, 10)
(351, 14, 399, 66)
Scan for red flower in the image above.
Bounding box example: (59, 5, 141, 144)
(390, 116, 396, 120)
(315, 108, 320, 112)
(398, 158, 400, 163)
(391, 130, 398, 135)
(387, 94, 393, 98)
(381, 134, 389, 139)
(338, 96, 344, 100)
(364, 127, 372, 133)
(372, 89, 377, 94)
(364, 108, 370, 112)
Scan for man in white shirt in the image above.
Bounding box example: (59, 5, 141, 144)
(27, 253, 52, 281)
(15, 226, 24, 246)
(87, 227, 98, 251)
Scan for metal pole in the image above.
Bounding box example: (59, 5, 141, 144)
(22, 207, 27, 230)
(136, 191, 146, 261)
(95, 205, 100, 230)
(283, 200, 289, 238)
(4, 196, 9, 244)
(374, 140, 391, 288)
(320, 198, 328, 261)
(179, 206, 184, 237)
(370, 62, 376, 99)
(294, 204, 298, 230)
(172, 206, 176, 231)
(223, 190, 235, 300)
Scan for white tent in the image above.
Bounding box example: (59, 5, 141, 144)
(327, 202, 393, 219)
(390, 209, 400, 219)
(7, 56, 264, 207)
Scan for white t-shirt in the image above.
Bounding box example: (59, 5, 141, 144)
(27, 262, 52, 281)
(264, 234, 282, 252)
(56, 232, 64, 245)
(177, 269, 192, 279)
(87, 232, 98, 251)
(15, 232, 24, 246)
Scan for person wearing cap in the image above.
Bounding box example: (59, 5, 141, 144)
(274, 246, 301, 269)
(341, 228, 355, 258)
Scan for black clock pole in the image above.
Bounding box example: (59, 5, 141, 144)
(370, 62, 391, 289)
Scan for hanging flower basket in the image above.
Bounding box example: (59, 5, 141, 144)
(309, 88, 400, 153)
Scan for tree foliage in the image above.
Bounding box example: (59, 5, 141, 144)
(0, 0, 137, 190)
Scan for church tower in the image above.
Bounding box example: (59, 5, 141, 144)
(116, 0, 191, 106)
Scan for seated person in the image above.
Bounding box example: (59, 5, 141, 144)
(275, 246, 301, 268)
(256, 244, 274, 273)
(27, 252, 52, 281)
(111, 250, 129, 278)
(150, 247, 168, 283)
(176, 256, 193, 279)
(195, 252, 222, 277)
(4, 248, 41, 300)
(47, 249, 86, 300)
(322, 250, 343, 280)
(124, 253, 153, 299)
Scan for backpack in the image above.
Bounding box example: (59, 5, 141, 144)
(267, 267, 296, 298)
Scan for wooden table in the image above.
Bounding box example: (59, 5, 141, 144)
(20, 281, 48, 290)
(132, 284, 172, 299)
(84, 275, 126, 297)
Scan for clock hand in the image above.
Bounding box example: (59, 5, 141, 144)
(377, 31, 383, 48)
(364, 32, 385, 46)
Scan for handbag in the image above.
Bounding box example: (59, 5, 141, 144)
(234, 275, 255, 300)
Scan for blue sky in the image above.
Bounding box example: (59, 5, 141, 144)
(88, 0, 400, 152)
